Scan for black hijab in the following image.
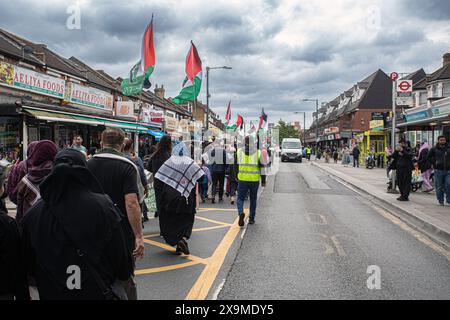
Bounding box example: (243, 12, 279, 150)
(23, 149, 122, 287)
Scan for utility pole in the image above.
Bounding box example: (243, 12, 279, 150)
(205, 66, 232, 131)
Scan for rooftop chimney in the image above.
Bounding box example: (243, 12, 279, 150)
(154, 84, 165, 99)
(443, 53, 450, 67)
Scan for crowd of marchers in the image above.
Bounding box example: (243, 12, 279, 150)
(0, 128, 270, 300)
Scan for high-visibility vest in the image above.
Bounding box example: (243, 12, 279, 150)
(237, 149, 261, 182)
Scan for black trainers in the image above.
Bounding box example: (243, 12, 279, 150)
(238, 213, 245, 227)
(177, 239, 190, 255)
(249, 219, 255, 225)
(211, 198, 216, 204)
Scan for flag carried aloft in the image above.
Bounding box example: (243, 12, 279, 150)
(121, 16, 156, 96)
(172, 41, 202, 105)
(227, 114, 244, 131)
(225, 100, 231, 126)
(258, 108, 268, 130)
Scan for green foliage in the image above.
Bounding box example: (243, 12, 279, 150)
(275, 120, 300, 142)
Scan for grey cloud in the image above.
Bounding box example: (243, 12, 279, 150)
(399, 0, 450, 20)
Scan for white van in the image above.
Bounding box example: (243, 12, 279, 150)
(281, 138, 303, 163)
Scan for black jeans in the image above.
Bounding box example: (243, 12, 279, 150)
(353, 156, 359, 167)
(212, 171, 225, 200)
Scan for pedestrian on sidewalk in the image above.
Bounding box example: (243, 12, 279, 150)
(147, 135, 172, 217)
(418, 140, 434, 193)
(352, 145, 360, 168)
(207, 140, 227, 203)
(427, 135, 450, 206)
(123, 138, 149, 222)
(237, 136, 264, 226)
(16, 140, 57, 224)
(333, 148, 339, 164)
(155, 155, 204, 255)
(21, 149, 134, 300)
(392, 140, 414, 201)
(342, 146, 350, 167)
(87, 128, 144, 300)
(6, 141, 38, 205)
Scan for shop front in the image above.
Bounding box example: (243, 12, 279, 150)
(399, 97, 450, 146)
(356, 127, 388, 167)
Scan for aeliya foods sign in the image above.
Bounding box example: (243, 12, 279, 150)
(65, 82, 113, 111)
(0, 62, 65, 99)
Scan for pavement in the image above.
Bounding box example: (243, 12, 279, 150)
(310, 158, 450, 249)
(218, 162, 450, 300)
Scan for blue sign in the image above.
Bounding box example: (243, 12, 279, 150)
(406, 110, 429, 123)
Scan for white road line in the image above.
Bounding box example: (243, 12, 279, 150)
(211, 279, 226, 300)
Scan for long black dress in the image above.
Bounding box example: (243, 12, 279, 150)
(159, 184, 197, 246)
(393, 148, 414, 199)
(147, 151, 171, 215)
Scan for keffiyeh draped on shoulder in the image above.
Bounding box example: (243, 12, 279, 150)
(155, 156, 204, 199)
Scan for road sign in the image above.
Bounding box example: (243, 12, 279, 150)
(390, 72, 399, 81)
(397, 80, 413, 93)
(396, 80, 413, 106)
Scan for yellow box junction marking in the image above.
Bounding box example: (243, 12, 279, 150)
(185, 209, 247, 300)
(135, 209, 240, 278)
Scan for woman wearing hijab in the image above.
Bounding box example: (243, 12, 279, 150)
(418, 140, 434, 193)
(146, 135, 172, 218)
(392, 140, 414, 201)
(15, 140, 57, 224)
(7, 141, 39, 205)
(21, 149, 134, 300)
(155, 155, 204, 255)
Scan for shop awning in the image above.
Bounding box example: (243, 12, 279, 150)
(23, 108, 104, 126)
(22, 106, 148, 132)
(147, 130, 165, 138)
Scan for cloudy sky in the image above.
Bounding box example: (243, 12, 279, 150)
(1, 0, 449, 127)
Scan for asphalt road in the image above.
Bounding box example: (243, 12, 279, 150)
(218, 162, 450, 300)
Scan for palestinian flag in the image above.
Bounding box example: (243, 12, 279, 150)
(227, 114, 243, 131)
(236, 114, 244, 130)
(121, 16, 156, 96)
(173, 41, 202, 105)
(225, 101, 231, 126)
(258, 108, 268, 130)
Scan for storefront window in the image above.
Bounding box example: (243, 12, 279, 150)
(0, 117, 20, 161)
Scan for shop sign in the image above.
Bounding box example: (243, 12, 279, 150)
(0, 62, 66, 99)
(370, 120, 384, 131)
(65, 82, 113, 111)
(405, 110, 429, 122)
(165, 116, 179, 131)
(327, 134, 334, 141)
(324, 127, 339, 134)
(115, 101, 136, 119)
(139, 105, 164, 124)
(371, 112, 385, 121)
(150, 108, 164, 123)
(431, 104, 450, 118)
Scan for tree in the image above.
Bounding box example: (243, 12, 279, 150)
(275, 120, 300, 143)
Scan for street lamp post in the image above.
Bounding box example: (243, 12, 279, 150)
(294, 111, 306, 145)
(206, 66, 232, 131)
(302, 98, 319, 148)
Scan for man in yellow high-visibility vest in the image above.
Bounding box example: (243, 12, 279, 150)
(237, 136, 266, 226)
